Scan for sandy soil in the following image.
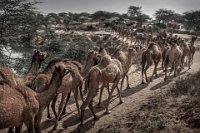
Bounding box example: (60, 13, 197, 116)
(1, 33, 200, 133)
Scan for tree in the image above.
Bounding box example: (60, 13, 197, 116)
(0, 0, 40, 71)
(154, 9, 175, 23)
(183, 10, 200, 31)
(136, 14, 150, 27)
(92, 11, 120, 20)
(127, 6, 142, 18)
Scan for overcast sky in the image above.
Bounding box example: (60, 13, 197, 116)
(35, 0, 200, 16)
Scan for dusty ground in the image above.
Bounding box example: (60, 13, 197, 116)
(1, 33, 200, 133)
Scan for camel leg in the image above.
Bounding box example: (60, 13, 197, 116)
(188, 55, 191, 69)
(15, 124, 22, 133)
(126, 75, 131, 89)
(53, 93, 68, 130)
(61, 91, 71, 115)
(106, 83, 119, 114)
(35, 109, 43, 133)
(47, 103, 51, 119)
(8, 127, 14, 133)
(79, 85, 84, 102)
(181, 55, 185, 69)
(106, 83, 110, 95)
(151, 60, 159, 81)
(89, 99, 99, 120)
(97, 83, 105, 108)
(144, 63, 151, 83)
(116, 86, 123, 104)
(120, 75, 125, 94)
(164, 60, 169, 81)
(25, 117, 35, 133)
(80, 94, 96, 127)
(73, 89, 81, 118)
(51, 94, 58, 119)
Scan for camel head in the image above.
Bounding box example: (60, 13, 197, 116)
(42, 58, 63, 73)
(54, 63, 72, 85)
(128, 48, 138, 57)
(33, 50, 49, 63)
(99, 47, 108, 56)
(86, 49, 100, 65)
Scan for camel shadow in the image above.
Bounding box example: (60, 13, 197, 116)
(122, 83, 148, 97)
(62, 106, 105, 129)
(150, 69, 188, 91)
(68, 116, 100, 133)
(150, 79, 172, 90)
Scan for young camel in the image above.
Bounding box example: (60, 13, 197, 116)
(141, 43, 162, 84)
(163, 41, 183, 80)
(80, 48, 123, 127)
(0, 64, 70, 133)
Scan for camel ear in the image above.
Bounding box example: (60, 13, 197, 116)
(34, 50, 40, 54)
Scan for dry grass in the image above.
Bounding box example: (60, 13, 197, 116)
(98, 70, 200, 133)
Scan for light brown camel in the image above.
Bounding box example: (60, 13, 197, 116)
(141, 43, 162, 84)
(34, 63, 72, 133)
(189, 36, 197, 65)
(19, 50, 49, 86)
(80, 47, 123, 127)
(97, 48, 138, 107)
(33, 58, 84, 130)
(180, 40, 191, 69)
(0, 64, 70, 133)
(52, 59, 84, 130)
(163, 41, 183, 80)
(49, 57, 91, 120)
(112, 48, 137, 90)
(1, 50, 48, 133)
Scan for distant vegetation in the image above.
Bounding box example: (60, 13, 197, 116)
(0, 0, 200, 73)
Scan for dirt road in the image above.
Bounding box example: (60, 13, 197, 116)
(1, 35, 200, 133)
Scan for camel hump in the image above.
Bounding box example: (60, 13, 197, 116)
(112, 48, 122, 57)
(0, 67, 19, 87)
(148, 43, 156, 49)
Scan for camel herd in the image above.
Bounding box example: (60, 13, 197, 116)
(0, 30, 198, 133)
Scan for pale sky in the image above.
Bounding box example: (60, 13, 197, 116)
(35, 0, 200, 16)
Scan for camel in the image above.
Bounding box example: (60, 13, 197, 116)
(0, 64, 70, 133)
(18, 50, 49, 86)
(80, 47, 123, 127)
(180, 40, 191, 69)
(33, 57, 84, 130)
(163, 41, 183, 80)
(34, 63, 72, 133)
(97, 47, 137, 108)
(189, 36, 197, 65)
(161, 43, 171, 71)
(52, 59, 84, 130)
(54, 50, 100, 119)
(141, 43, 162, 84)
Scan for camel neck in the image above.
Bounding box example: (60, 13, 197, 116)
(25, 57, 41, 79)
(36, 71, 62, 107)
